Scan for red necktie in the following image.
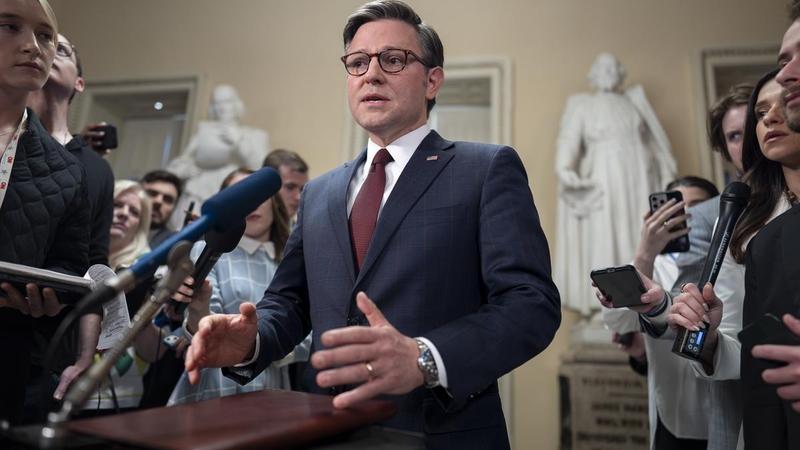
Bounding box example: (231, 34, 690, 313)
(349, 148, 393, 271)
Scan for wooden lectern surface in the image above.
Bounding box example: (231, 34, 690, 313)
(65, 389, 397, 450)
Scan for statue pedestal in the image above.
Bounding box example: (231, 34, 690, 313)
(570, 310, 614, 349)
(560, 311, 649, 450)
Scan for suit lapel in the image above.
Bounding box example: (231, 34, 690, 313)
(328, 150, 366, 283)
(354, 131, 455, 288)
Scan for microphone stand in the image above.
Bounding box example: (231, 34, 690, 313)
(39, 241, 195, 447)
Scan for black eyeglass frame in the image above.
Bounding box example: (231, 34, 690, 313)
(55, 42, 75, 58)
(340, 48, 430, 76)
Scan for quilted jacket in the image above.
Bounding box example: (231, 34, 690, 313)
(0, 109, 90, 275)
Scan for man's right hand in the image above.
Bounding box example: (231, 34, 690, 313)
(184, 302, 258, 384)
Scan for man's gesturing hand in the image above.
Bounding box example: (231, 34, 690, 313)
(311, 292, 424, 409)
(184, 302, 258, 384)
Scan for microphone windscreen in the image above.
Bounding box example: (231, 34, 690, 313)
(86, 264, 117, 289)
(201, 167, 282, 231)
(204, 219, 246, 253)
(721, 181, 751, 204)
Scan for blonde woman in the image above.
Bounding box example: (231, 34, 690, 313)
(0, 0, 91, 424)
(109, 180, 152, 270)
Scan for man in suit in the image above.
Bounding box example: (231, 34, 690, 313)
(184, 1, 560, 447)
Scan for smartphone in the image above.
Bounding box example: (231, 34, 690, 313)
(649, 191, 690, 253)
(590, 265, 646, 308)
(738, 313, 800, 347)
(617, 332, 636, 347)
(96, 124, 118, 150)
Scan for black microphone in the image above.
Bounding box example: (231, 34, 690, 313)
(172, 218, 246, 314)
(71, 167, 281, 314)
(672, 181, 751, 360)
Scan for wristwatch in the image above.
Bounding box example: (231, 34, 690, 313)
(415, 338, 440, 388)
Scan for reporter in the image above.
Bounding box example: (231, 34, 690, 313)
(599, 177, 717, 450)
(670, 69, 800, 448)
(0, 0, 91, 424)
(168, 169, 308, 405)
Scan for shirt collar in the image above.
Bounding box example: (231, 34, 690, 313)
(365, 123, 430, 169)
(238, 235, 276, 259)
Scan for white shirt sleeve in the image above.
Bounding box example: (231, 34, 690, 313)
(234, 333, 262, 367)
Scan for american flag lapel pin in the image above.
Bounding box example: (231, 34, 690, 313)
(426, 155, 438, 161)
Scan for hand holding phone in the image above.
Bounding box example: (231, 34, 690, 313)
(591, 265, 648, 308)
(647, 191, 690, 253)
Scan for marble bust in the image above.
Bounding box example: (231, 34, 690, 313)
(167, 84, 269, 228)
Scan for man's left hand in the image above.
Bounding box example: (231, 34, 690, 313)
(311, 291, 424, 409)
(0, 282, 64, 317)
(753, 313, 800, 412)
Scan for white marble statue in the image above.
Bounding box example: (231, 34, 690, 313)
(167, 84, 269, 229)
(554, 53, 677, 316)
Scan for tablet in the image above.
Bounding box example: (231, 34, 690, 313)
(0, 261, 92, 304)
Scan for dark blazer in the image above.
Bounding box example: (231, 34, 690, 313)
(229, 131, 561, 448)
(0, 110, 90, 424)
(741, 203, 800, 449)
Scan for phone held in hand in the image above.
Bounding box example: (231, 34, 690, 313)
(649, 190, 690, 253)
(739, 313, 800, 347)
(590, 264, 646, 308)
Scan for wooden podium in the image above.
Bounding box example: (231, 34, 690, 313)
(62, 389, 400, 450)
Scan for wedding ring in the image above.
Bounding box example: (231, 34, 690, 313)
(662, 219, 670, 228)
(365, 361, 375, 379)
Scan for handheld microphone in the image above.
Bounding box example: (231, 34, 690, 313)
(672, 181, 750, 360)
(72, 167, 281, 313)
(46, 243, 195, 437)
(172, 218, 246, 314)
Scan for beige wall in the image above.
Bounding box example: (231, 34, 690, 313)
(50, 1, 789, 448)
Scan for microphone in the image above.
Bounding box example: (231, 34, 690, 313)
(172, 218, 246, 314)
(41, 265, 123, 376)
(45, 242, 195, 436)
(672, 181, 751, 360)
(73, 167, 281, 313)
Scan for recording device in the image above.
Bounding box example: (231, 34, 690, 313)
(171, 218, 246, 315)
(649, 190, 689, 253)
(590, 264, 647, 308)
(95, 123, 117, 150)
(672, 182, 750, 360)
(68, 167, 282, 315)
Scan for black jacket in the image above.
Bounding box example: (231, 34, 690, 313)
(0, 109, 90, 424)
(0, 109, 90, 274)
(741, 203, 800, 448)
(66, 135, 113, 266)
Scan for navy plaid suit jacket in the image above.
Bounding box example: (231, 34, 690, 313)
(227, 130, 561, 448)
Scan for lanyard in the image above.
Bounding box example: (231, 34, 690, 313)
(0, 109, 27, 211)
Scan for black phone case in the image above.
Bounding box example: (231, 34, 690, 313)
(738, 313, 800, 347)
(590, 265, 646, 308)
(649, 191, 690, 253)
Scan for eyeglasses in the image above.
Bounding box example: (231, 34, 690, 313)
(55, 42, 75, 58)
(340, 48, 428, 76)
